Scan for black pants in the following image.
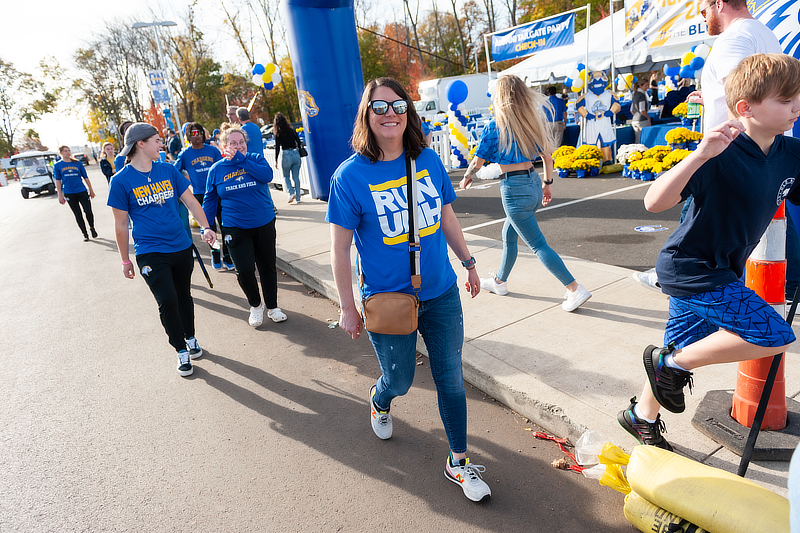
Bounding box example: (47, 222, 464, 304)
(223, 220, 278, 309)
(65, 191, 95, 236)
(195, 194, 231, 263)
(136, 246, 195, 352)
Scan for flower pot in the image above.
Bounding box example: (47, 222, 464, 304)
(575, 169, 588, 179)
(688, 141, 699, 151)
(622, 165, 630, 178)
(641, 170, 655, 181)
(589, 166, 600, 176)
(557, 168, 570, 178)
(680, 117, 693, 127)
(632, 169, 641, 180)
(670, 142, 686, 150)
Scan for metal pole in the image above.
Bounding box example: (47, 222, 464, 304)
(484, 34, 492, 76)
(152, 26, 182, 145)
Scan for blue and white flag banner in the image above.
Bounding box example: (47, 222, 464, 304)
(754, 0, 800, 58)
(147, 70, 171, 107)
(491, 13, 575, 62)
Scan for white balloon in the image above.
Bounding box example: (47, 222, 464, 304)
(694, 44, 711, 60)
(567, 68, 581, 81)
(272, 72, 282, 85)
(252, 74, 264, 86)
(572, 78, 584, 89)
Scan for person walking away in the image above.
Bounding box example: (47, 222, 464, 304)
(328, 77, 492, 502)
(460, 75, 592, 312)
(631, 80, 652, 144)
(165, 129, 181, 161)
(545, 86, 567, 148)
(107, 123, 218, 377)
(226, 105, 240, 125)
(617, 54, 800, 450)
(55, 146, 97, 242)
(273, 112, 303, 203)
(99, 142, 116, 183)
(203, 123, 287, 327)
(237, 108, 264, 157)
(174, 122, 233, 270)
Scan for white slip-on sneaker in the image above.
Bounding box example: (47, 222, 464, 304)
(249, 303, 265, 327)
(632, 269, 662, 293)
(480, 272, 509, 296)
(562, 284, 591, 312)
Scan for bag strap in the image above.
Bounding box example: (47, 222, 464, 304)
(406, 155, 421, 291)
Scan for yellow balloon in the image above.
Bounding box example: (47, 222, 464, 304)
(261, 72, 270, 84)
(682, 52, 695, 66)
(265, 63, 276, 76)
(572, 84, 582, 93)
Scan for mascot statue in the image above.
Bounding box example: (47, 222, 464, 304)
(576, 71, 620, 164)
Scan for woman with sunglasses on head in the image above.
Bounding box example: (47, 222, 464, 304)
(203, 123, 287, 328)
(273, 112, 304, 204)
(174, 122, 233, 270)
(107, 123, 217, 377)
(328, 77, 491, 502)
(460, 75, 592, 312)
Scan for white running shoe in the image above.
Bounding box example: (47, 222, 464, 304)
(185, 337, 203, 360)
(445, 456, 491, 502)
(287, 194, 296, 204)
(480, 273, 509, 296)
(562, 284, 591, 312)
(267, 308, 287, 323)
(632, 269, 662, 293)
(369, 385, 392, 440)
(176, 350, 193, 377)
(249, 303, 265, 327)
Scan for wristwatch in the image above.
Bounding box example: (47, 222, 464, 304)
(200, 227, 212, 234)
(461, 256, 476, 269)
(543, 179, 554, 185)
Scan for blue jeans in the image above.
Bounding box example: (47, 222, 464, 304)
(368, 283, 467, 453)
(281, 148, 302, 198)
(496, 170, 575, 286)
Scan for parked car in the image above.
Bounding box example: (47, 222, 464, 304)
(73, 153, 90, 165)
(10, 150, 58, 199)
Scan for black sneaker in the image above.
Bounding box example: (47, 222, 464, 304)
(617, 397, 673, 451)
(643, 344, 693, 414)
(83, 234, 89, 242)
(90, 227, 98, 238)
(176, 350, 193, 377)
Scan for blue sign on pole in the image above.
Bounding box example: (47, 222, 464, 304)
(147, 70, 171, 107)
(491, 13, 576, 62)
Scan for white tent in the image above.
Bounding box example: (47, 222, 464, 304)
(501, 10, 716, 83)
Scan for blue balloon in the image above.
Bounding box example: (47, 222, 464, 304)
(690, 57, 705, 70)
(449, 103, 458, 111)
(252, 63, 265, 76)
(447, 80, 468, 105)
(565, 78, 573, 88)
(679, 66, 694, 79)
(264, 82, 274, 90)
(633, 76, 638, 83)
(691, 45, 697, 53)
(663, 65, 670, 75)
(577, 63, 585, 71)
(666, 66, 681, 78)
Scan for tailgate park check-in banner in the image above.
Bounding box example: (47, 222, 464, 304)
(623, 0, 709, 49)
(491, 13, 576, 62)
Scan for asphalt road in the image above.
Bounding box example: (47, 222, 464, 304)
(0, 167, 633, 532)
(448, 163, 684, 272)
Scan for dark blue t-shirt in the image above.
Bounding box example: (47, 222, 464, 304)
(544, 95, 566, 122)
(203, 151, 274, 229)
(174, 145, 222, 194)
(54, 160, 88, 194)
(242, 122, 263, 156)
(656, 133, 800, 297)
(107, 162, 192, 255)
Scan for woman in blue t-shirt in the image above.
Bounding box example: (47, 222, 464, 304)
(327, 77, 491, 503)
(107, 123, 217, 378)
(55, 145, 97, 242)
(460, 75, 591, 312)
(203, 123, 286, 328)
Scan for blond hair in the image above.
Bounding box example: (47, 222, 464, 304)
(219, 122, 248, 145)
(493, 75, 554, 160)
(725, 53, 800, 116)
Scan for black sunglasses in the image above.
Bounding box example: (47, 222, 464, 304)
(369, 99, 408, 115)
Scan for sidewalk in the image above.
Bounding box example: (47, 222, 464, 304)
(274, 197, 799, 496)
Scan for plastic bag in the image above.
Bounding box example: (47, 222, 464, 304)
(476, 163, 502, 181)
(581, 463, 606, 480)
(574, 430, 607, 466)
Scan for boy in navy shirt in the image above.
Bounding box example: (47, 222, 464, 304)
(619, 53, 800, 451)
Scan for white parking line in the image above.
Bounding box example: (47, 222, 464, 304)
(460, 181, 652, 232)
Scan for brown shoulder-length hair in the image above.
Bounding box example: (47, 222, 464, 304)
(351, 77, 425, 163)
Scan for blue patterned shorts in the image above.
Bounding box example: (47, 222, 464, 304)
(664, 281, 796, 349)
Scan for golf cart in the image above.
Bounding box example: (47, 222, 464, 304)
(10, 150, 58, 199)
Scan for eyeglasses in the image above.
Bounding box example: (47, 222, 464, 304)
(189, 129, 202, 136)
(369, 99, 408, 116)
(699, 0, 716, 17)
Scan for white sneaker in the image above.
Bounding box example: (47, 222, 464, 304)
(633, 269, 662, 293)
(176, 350, 193, 377)
(369, 385, 392, 440)
(185, 337, 203, 360)
(287, 194, 296, 204)
(249, 303, 265, 327)
(480, 273, 508, 296)
(562, 284, 591, 312)
(444, 456, 491, 502)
